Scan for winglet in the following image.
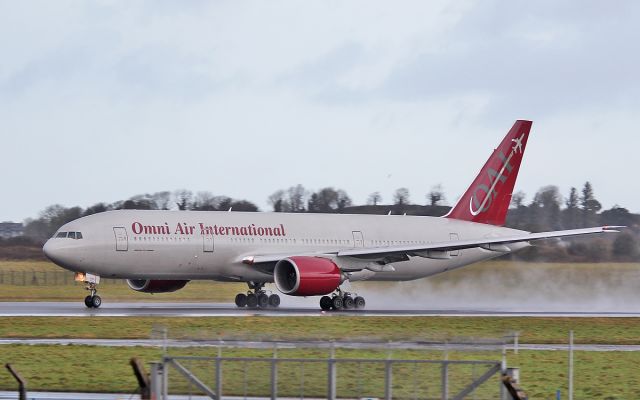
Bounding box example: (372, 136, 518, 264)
(445, 120, 532, 226)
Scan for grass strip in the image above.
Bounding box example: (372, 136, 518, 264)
(2, 316, 640, 345)
(0, 344, 638, 399)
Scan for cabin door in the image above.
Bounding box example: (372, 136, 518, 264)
(203, 233, 214, 252)
(352, 231, 364, 247)
(113, 227, 128, 251)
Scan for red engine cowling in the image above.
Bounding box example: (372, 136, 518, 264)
(274, 256, 343, 296)
(127, 279, 189, 293)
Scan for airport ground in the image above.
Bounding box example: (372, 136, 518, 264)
(1, 260, 640, 398)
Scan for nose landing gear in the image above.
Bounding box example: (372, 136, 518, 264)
(320, 289, 365, 311)
(234, 282, 280, 309)
(76, 273, 102, 309)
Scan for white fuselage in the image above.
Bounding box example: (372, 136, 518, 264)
(43, 210, 527, 283)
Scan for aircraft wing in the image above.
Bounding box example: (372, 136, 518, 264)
(242, 226, 622, 266)
(337, 226, 622, 258)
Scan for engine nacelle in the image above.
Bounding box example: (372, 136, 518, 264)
(274, 256, 343, 296)
(126, 279, 189, 293)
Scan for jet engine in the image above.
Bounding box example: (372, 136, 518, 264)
(274, 256, 344, 296)
(126, 279, 189, 293)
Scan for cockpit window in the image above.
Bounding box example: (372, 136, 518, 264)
(54, 231, 83, 239)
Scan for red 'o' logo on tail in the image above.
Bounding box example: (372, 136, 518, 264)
(469, 185, 493, 216)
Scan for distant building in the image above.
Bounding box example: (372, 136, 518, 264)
(0, 222, 24, 238)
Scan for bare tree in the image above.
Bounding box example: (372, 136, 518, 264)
(193, 191, 219, 210)
(307, 187, 352, 213)
(173, 189, 193, 210)
(393, 188, 410, 205)
(530, 185, 562, 230)
(268, 190, 288, 212)
(150, 191, 172, 210)
(287, 184, 308, 212)
(510, 191, 526, 209)
(427, 184, 446, 206)
(367, 192, 382, 206)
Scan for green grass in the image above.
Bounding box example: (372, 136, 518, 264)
(0, 260, 56, 271)
(2, 316, 640, 345)
(0, 345, 639, 399)
(0, 281, 245, 302)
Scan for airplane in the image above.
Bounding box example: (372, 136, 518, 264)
(43, 120, 621, 310)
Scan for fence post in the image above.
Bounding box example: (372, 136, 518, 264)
(384, 359, 392, 400)
(501, 343, 508, 400)
(327, 341, 336, 400)
(441, 361, 448, 400)
(215, 353, 222, 400)
(271, 343, 278, 400)
(6, 363, 27, 400)
(569, 330, 574, 400)
(149, 362, 163, 400)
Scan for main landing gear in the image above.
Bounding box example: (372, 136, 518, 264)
(83, 282, 102, 309)
(319, 290, 365, 311)
(234, 282, 280, 309)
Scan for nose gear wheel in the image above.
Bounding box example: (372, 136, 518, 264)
(83, 283, 102, 309)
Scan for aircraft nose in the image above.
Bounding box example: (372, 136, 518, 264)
(43, 238, 85, 271)
(43, 239, 59, 262)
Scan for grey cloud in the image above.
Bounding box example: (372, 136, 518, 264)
(377, 1, 640, 118)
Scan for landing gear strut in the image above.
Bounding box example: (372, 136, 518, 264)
(83, 282, 102, 309)
(320, 289, 365, 311)
(235, 282, 280, 309)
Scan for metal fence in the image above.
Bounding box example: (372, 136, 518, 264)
(0, 270, 126, 285)
(153, 354, 504, 400)
(147, 335, 515, 400)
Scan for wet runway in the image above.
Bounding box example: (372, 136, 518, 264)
(2, 301, 640, 317)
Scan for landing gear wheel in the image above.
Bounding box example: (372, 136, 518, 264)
(354, 296, 366, 309)
(246, 293, 258, 308)
(332, 296, 344, 310)
(268, 294, 281, 308)
(343, 295, 355, 309)
(235, 293, 247, 308)
(320, 296, 332, 311)
(90, 295, 102, 308)
(257, 293, 269, 308)
(84, 296, 93, 308)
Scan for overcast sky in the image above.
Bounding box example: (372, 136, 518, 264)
(2, 1, 639, 222)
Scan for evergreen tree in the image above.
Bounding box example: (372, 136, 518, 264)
(580, 182, 601, 227)
(563, 187, 580, 228)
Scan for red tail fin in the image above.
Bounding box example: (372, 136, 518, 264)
(445, 120, 532, 226)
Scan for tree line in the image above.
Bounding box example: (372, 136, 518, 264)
(5, 182, 639, 262)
